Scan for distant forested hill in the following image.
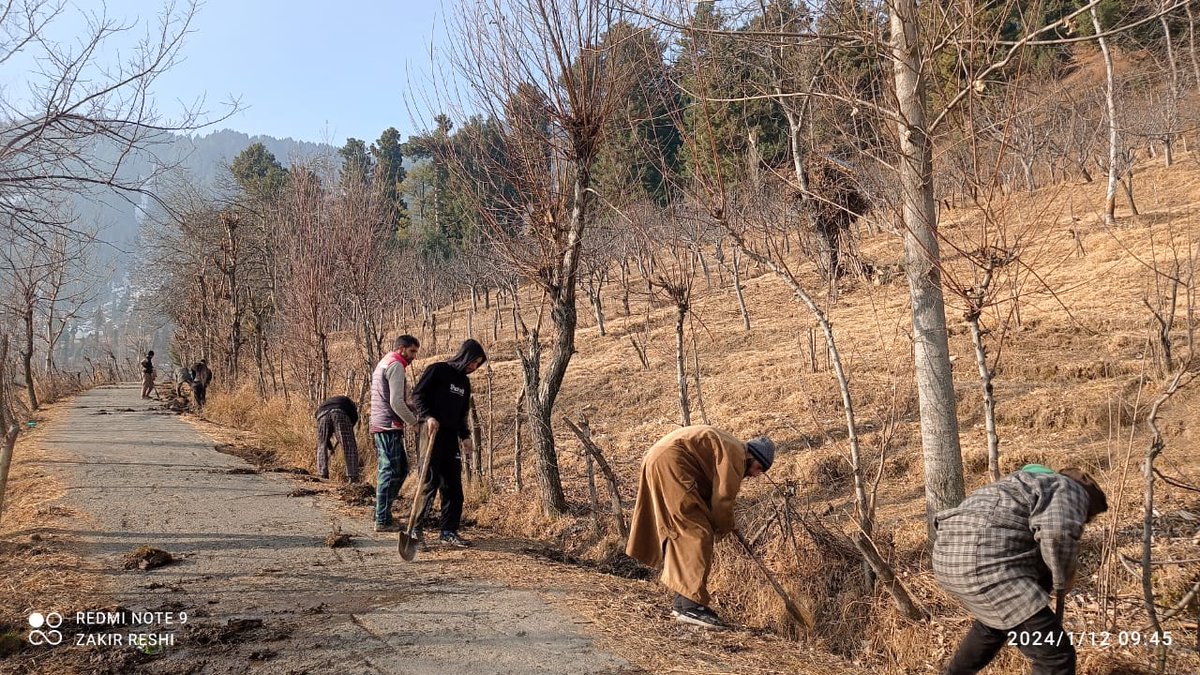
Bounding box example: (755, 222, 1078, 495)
(77, 129, 335, 273)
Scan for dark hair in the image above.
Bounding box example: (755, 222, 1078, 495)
(147, 350, 154, 357)
(1059, 467, 1109, 522)
(393, 335, 420, 350)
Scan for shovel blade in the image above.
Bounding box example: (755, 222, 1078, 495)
(397, 531, 420, 561)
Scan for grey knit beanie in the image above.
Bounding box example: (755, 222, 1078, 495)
(745, 437, 776, 471)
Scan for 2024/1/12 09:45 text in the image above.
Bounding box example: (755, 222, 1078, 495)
(1007, 630, 1173, 648)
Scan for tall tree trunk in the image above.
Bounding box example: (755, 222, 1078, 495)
(674, 303, 690, 427)
(966, 281, 1000, 482)
(0, 336, 22, 524)
(514, 388, 525, 492)
(732, 247, 751, 331)
(891, 0, 965, 533)
(691, 329, 709, 425)
(521, 169, 592, 515)
(317, 332, 330, 403)
(222, 215, 242, 379)
(1161, 2, 1180, 168)
(587, 279, 606, 336)
(1121, 171, 1139, 216)
(1187, 3, 1200, 87)
(1091, 7, 1120, 226)
(22, 306, 38, 411)
(254, 320, 267, 399)
(44, 300, 56, 373)
(619, 259, 631, 316)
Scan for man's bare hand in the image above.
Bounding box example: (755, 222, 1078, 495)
(426, 418, 440, 440)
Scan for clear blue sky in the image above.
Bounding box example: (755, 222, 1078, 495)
(81, 1, 451, 146)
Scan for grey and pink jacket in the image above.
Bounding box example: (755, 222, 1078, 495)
(369, 352, 418, 433)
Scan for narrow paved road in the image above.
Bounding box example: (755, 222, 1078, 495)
(30, 384, 630, 674)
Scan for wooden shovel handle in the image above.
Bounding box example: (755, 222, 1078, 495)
(402, 422, 437, 538)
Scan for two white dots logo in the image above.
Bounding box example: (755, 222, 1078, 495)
(28, 612, 64, 645)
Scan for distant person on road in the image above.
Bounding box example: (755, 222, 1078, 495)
(191, 359, 212, 409)
(933, 465, 1108, 675)
(314, 395, 362, 484)
(140, 350, 157, 399)
(626, 426, 775, 630)
(411, 339, 486, 547)
(370, 335, 421, 532)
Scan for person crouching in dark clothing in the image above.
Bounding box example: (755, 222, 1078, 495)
(314, 395, 361, 484)
(411, 339, 486, 548)
(190, 360, 212, 409)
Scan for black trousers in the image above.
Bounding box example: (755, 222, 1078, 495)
(417, 434, 464, 532)
(945, 607, 1075, 675)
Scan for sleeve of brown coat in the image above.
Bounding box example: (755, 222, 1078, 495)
(708, 430, 746, 535)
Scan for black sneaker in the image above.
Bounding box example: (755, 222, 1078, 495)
(671, 606, 727, 630)
(439, 531, 471, 548)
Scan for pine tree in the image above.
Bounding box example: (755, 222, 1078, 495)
(370, 127, 408, 231)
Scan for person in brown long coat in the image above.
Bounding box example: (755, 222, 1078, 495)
(626, 425, 775, 629)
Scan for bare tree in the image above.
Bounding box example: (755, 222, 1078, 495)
(0, 228, 58, 410)
(41, 232, 99, 373)
(278, 164, 339, 404)
(442, 0, 630, 514)
(0, 0, 235, 243)
(886, 0, 967, 524)
(638, 203, 702, 426)
(1091, 5, 1122, 226)
(332, 170, 395, 402)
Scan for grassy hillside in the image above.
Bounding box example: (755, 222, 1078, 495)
(205, 153, 1200, 674)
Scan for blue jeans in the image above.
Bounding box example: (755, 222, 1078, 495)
(373, 431, 409, 525)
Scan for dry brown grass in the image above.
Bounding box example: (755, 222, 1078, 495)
(0, 398, 105, 662)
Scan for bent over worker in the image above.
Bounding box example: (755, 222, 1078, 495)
(933, 464, 1108, 675)
(314, 395, 361, 484)
(626, 425, 774, 629)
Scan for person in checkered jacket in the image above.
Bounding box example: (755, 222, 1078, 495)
(933, 464, 1107, 675)
(314, 395, 362, 484)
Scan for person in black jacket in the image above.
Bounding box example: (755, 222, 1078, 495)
(411, 339, 486, 548)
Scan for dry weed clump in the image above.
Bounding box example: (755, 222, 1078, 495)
(796, 449, 852, 493)
(707, 511, 870, 655)
(467, 488, 577, 545)
(32, 372, 88, 406)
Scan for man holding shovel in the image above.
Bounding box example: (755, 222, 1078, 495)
(933, 465, 1108, 675)
(410, 339, 486, 548)
(626, 426, 775, 629)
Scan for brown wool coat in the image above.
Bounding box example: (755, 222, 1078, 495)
(625, 426, 747, 606)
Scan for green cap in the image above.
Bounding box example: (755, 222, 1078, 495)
(1021, 463, 1055, 475)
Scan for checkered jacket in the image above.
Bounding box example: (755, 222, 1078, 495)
(933, 470, 1091, 629)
